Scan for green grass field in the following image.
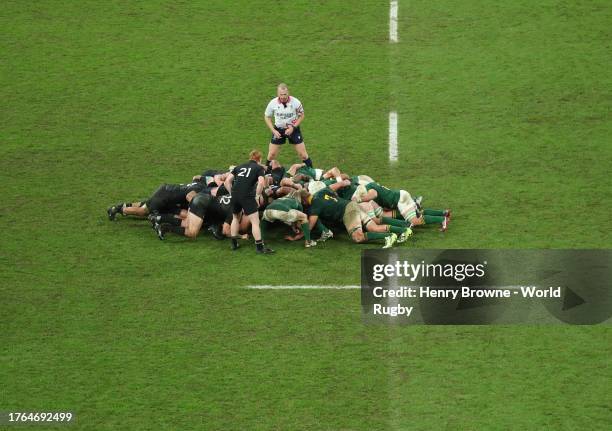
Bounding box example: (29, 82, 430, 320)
(2, 1, 611, 429)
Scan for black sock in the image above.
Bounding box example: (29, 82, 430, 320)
(231, 238, 239, 249)
(255, 239, 264, 251)
(303, 158, 313, 168)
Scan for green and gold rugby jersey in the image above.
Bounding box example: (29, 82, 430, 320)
(267, 196, 303, 213)
(365, 182, 400, 208)
(309, 188, 348, 222)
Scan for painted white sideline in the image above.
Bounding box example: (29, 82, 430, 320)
(389, 111, 398, 162)
(389, 1, 399, 43)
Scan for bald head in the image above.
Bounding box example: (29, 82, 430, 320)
(277, 83, 289, 103)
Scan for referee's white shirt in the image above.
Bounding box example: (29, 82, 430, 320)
(265, 96, 304, 128)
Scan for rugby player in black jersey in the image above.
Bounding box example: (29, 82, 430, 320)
(107, 180, 211, 222)
(224, 150, 274, 254)
(155, 193, 250, 240)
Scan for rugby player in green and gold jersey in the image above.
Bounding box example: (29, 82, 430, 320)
(356, 182, 451, 231)
(303, 187, 398, 248)
(262, 190, 320, 248)
(319, 179, 413, 242)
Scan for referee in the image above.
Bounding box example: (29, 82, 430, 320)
(264, 83, 313, 171)
(224, 150, 274, 254)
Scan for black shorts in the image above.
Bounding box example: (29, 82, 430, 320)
(271, 126, 304, 145)
(232, 194, 259, 216)
(146, 184, 186, 214)
(189, 193, 212, 219)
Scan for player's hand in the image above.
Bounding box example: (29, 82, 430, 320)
(273, 130, 282, 139)
(192, 175, 202, 181)
(284, 231, 304, 241)
(285, 126, 294, 135)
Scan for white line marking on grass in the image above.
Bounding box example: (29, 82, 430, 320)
(247, 285, 360, 290)
(389, 0, 399, 43)
(389, 111, 398, 162)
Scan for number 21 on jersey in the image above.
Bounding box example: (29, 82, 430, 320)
(238, 168, 252, 177)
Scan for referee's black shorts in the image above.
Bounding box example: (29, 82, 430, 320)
(271, 126, 304, 145)
(231, 194, 259, 216)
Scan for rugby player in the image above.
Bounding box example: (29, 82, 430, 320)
(262, 190, 317, 248)
(155, 193, 250, 240)
(107, 180, 210, 221)
(304, 187, 398, 248)
(224, 150, 274, 254)
(356, 182, 451, 231)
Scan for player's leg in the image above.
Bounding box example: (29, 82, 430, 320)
(121, 202, 148, 217)
(183, 212, 204, 238)
(108, 201, 148, 220)
(344, 202, 396, 246)
(421, 208, 451, 231)
(292, 142, 313, 168)
(267, 135, 285, 170)
(266, 208, 314, 247)
(287, 127, 311, 166)
(149, 211, 182, 231)
(229, 199, 244, 250)
(182, 194, 210, 238)
(359, 205, 411, 242)
(247, 212, 274, 254)
(396, 190, 423, 226)
(248, 212, 262, 241)
(267, 143, 281, 163)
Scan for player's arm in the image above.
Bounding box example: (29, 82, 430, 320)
(256, 175, 265, 197)
(323, 167, 342, 180)
(224, 173, 234, 194)
(329, 179, 351, 192)
(264, 115, 282, 139)
(214, 173, 227, 186)
(186, 191, 197, 202)
(264, 115, 275, 132)
(293, 107, 304, 128)
(286, 112, 303, 135)
(287, 163, 305, 176)
(356, 188, 378, 203)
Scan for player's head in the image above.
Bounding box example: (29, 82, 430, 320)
(355, 184, 368, 200)
(307, 181, 326, 195)
(277, 83, 289, 103)
(249, 150, 262, 162)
